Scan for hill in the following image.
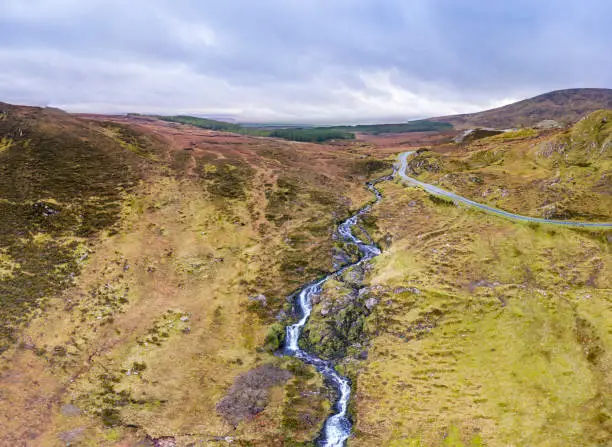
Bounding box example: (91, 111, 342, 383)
(405, 109, 612, 221)
(318, 110, 612, 446)
(0, 105, 393, 445)
(143, 114, 243, 132)
(122, 114, 357, 142)
(1, 102, 611, 447)
(433, 88, 612, 129)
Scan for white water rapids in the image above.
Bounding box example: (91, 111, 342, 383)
(283, 178, 388, 447)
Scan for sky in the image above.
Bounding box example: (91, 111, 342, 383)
(2, 0, 612, 124)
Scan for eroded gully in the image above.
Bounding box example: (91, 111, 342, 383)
(282, 176, 389, 447)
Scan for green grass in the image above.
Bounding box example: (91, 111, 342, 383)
(348, 183, 612, 446)
(483, 128, 539, 142)
(406, 111, 612, 221)
(0, 136, 13, 153)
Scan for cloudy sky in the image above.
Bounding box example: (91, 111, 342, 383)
(2, 0, 612, 124)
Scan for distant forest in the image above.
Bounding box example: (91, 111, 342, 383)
(132, 114, 452, 142)
(152, 115, 242, 132)
(268, 128, 355, 142)
(327, 120, 453, 134)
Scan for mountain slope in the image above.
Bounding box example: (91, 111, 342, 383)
(433, 88, 612, 129)
(1, 101, 611, 447)
(0, 102, 156, 352)
(0, 106, 393, 446)
(301, 112, 612, 446)
(405, 110, 612, 221)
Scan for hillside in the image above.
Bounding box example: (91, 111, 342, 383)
(115, 114, 357, 143)
(433, 88, 612, 129)
(0, 105, 393, 446)
(347, 169, 612, 446)
(1, 103, 611, 447)
(406, 110, 612, 221)
(302, 111, 612, 446)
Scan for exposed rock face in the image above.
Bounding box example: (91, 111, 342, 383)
(408, 155, 443, 175)
(58, 428, 85, 443)
(248, 294, 267, 306)
(152, 437, 176, 447)
(454, 128, 505, 144)
(393, 286, 421, 295)
(535, 119, 563, 129)
(357, 350, 369, 360)
(364, 297, 379, 311)
(302, 262, 389, 360)
(332, 246, 353, 269)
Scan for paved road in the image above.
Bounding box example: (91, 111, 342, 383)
(397, 151, 612, 228)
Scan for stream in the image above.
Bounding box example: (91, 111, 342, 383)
(282, 151, 611, 446)
(283, 177, 389, 447)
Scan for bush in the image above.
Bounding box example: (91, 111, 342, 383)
(264, 323, 286, 352)
(216, 364, 292, 426)
(428, 194, 454, 206)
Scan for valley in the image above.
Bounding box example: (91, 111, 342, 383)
(0, 92, 611, 447)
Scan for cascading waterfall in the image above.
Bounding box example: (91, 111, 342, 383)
(283, 176, 390, 447)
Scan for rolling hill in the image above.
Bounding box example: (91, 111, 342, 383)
(433, 88, 612, 129)
(0, 104, 392, 445)
(1, 101, 611, 446)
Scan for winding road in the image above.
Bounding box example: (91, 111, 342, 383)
(397, 151, 612, 228)
(282, 151, 610, 446)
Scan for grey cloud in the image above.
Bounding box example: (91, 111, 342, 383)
(1, 0, 611, 123)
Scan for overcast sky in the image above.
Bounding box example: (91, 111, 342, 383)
(2, 0, 612, 124)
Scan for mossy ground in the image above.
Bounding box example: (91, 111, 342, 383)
(408, 111, 612, 221)
(0, 105, 150, 353)
(347, 181, 612, 446)
(2, 105, 610, 446)
(0, 110, 384, 446)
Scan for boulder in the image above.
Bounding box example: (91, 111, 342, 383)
(364, 297, 379, 311)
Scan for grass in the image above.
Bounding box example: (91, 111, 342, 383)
(482, 128, 539, 142)
(346, 183, 612, 446)
(0, 136, 13, 153)
(0, 107, 383, 445)
(0, 107, 148, 352)
(328, 120, 454, 135)
(149, 114, 242, 132)
(152, 114, 356, 142)
(407, 112, 612, 221)
(198, 157, 255, 201)
(3, 104, 609, 446)
(99, 122, 162, 160)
